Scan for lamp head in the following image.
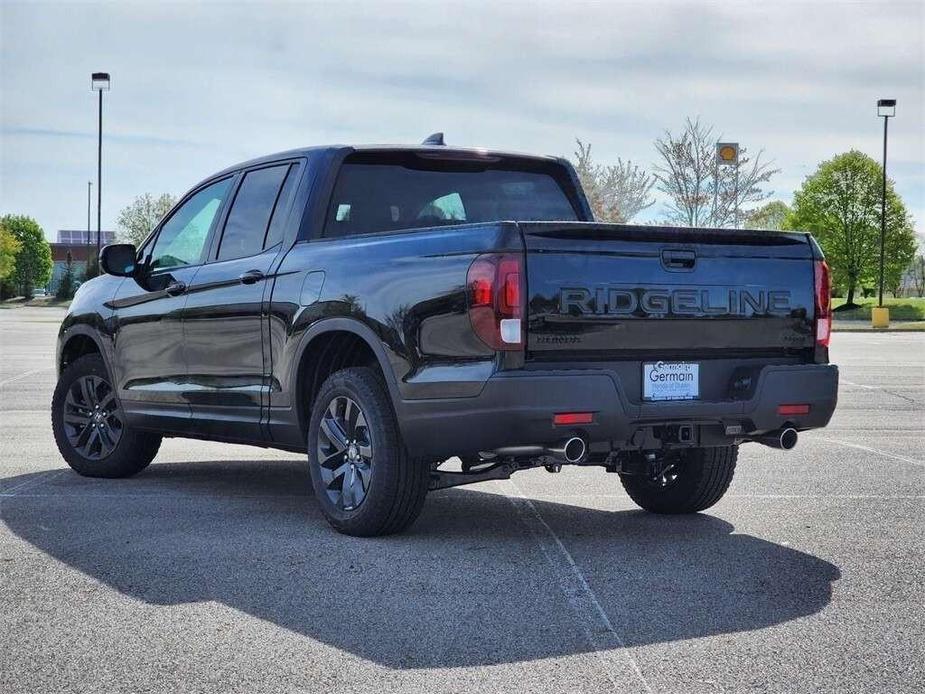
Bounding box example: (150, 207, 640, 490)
(91, 72, 111, 91)
(877, 99, 896, 117)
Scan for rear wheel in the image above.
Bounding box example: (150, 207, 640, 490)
(307, 367, 428, 536)
(620, 445, 737, 514)
(52, 354, 161, 478)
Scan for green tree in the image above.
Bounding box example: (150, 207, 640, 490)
(117, 193, 177, 247)
(910, 254, 925, 297)
(747, 200, 791, 230)
(572, 140, 654, 222)
(56, 250, 77, 300)
(84, 252, 100, 281)
(884, 226, 918, 297)
(0, 214, 52, 299)
(0, 221, 22, 281)
(786, 151, 916, 306)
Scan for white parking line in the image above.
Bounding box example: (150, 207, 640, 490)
(0, 490, 310, 499)
(509, 493, 925, 501)
(839, 378, 920, 404)
(505, 479, 656, 694)
(0, 469, 66, 496)
(816, 437, 925, 468)
(0, 366, 54, 388)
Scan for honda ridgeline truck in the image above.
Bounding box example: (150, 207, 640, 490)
(52, 137, 839, 536)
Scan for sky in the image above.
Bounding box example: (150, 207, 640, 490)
(1, 0, 923, 241)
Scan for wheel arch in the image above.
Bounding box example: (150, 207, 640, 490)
(57, 328, 109, 377)
(291, 318, 405, 440)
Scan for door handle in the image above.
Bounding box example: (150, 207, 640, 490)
(661, 249, 696, 271)
(239, 270, 265, 285)
(165, 281, 187, 296)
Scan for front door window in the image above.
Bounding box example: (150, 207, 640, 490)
(149, 178, 233, 271)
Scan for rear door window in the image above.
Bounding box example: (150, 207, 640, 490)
(216, 165, 290, 261)
(262, 164, 300, 250)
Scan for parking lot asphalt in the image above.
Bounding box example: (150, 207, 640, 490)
(1, 306, 922, 694)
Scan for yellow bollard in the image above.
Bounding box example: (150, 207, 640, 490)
(871, 306, 890, 329)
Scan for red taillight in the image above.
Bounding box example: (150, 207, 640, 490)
(467, 253, 524, 350)
(778, 404, 810, 416)
(814, 259, 831, 348)
(553, 412, 594, 425)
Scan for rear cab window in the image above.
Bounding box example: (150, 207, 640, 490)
(323, 151, 580, 238)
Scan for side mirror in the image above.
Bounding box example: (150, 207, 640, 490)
(99, 244, 137, 277)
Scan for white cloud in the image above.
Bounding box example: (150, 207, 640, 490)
(1, 0, 922, 236)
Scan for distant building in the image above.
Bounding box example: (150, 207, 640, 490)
(47, 229, 116, 293)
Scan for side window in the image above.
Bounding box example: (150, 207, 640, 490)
(262, 164, 300, 250)
(149, 178, 232, 271)
(216, 165, 289, 261)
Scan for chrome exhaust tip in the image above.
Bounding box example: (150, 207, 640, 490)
(490, 437, 588, 463)
(546, 436, 586, 463)
(779, 427, 798, 450)
(753, 427, 798, 450)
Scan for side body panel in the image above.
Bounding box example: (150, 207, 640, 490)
(181, 248, 279, 440)
(264, 222, 523, 448)
(108, 267, 199, 411)
(57, 273, 123, 376)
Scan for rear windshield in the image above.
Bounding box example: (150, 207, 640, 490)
(323, 153, 580, 237)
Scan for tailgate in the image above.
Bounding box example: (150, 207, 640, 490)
(521, 222, 816, 359)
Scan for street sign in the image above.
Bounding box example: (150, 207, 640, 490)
(716, 142, 739, 166)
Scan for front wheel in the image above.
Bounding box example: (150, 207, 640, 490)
(51, 354, 161, 478)
(620, 445, 737, 514)
(306, 367, 428, 536)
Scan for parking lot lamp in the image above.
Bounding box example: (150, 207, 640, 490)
(91, 73, 110, 269)
(873, 99, 895, 328)
(86, 181, 92, 249)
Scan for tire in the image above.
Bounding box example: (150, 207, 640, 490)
(306, 366, 428, 537)
(52, 354, 161, 478)
(620, 445, 737, 514)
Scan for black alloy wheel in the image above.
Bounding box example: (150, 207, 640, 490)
(306, 367, 429, 536)
(52, 353, 161, 478)
(316, 395, 373, 511)
(62, 374, 124, 460)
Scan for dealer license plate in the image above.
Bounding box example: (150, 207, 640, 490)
(642, 362, 700, 401)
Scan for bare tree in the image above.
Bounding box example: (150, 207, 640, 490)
(572, 140, 654, 223)
(653, 118, 779, 228)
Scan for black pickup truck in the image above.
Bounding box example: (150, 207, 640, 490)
(52, 138, 839, 536)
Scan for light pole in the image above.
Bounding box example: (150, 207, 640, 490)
(873, 99, 896, 328)
(716, 142, 739, 227)
(91, 72, 110, 271)
(86, 181, 92, 248)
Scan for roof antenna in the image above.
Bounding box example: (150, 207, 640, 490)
(421, 132, 445, 146)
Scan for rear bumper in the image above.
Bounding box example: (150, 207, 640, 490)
(398, 363, 839, 459)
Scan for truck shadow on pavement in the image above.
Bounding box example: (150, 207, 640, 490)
(2, 460, 840, 669)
